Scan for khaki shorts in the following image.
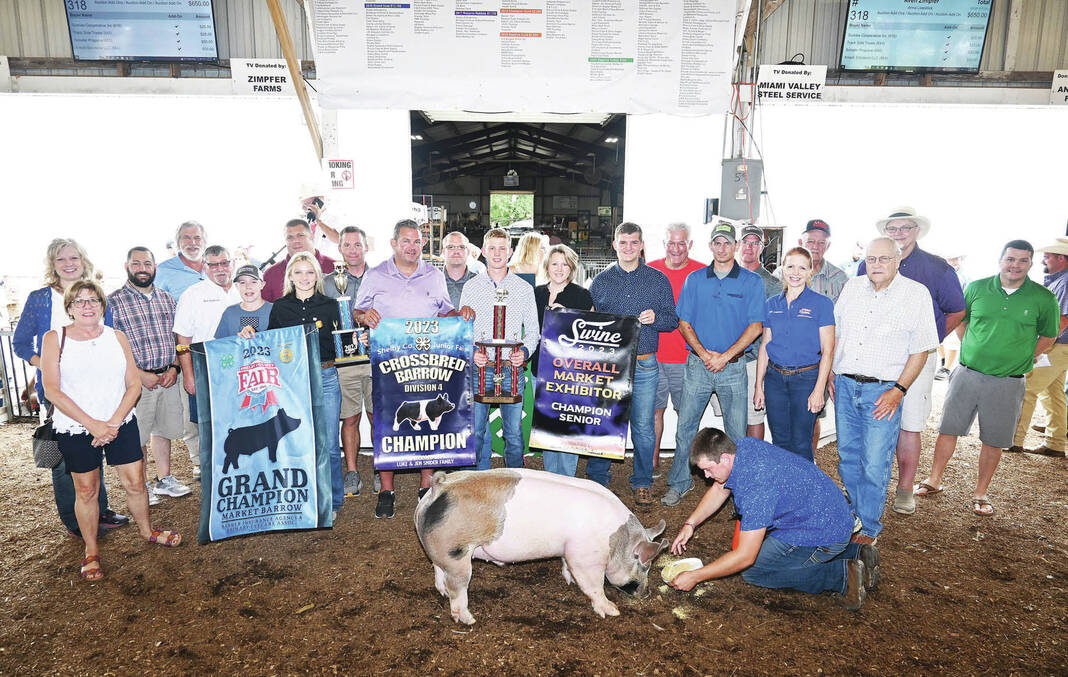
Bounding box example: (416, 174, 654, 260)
(745, 359, 766, 425)
(338, 363, 373, 419)
(136, 381, 185, 446)
(900, 350, 938, 433)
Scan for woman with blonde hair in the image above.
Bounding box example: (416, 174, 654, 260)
(42, 280, 181, 580)
(14, 238, 127, 539)
(509, 232, 549, 286)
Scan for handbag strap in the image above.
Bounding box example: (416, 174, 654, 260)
(44, 327, 67, 422)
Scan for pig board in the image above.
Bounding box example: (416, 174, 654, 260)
(371, 317, 476, 470)
(193, 324, 333, 543)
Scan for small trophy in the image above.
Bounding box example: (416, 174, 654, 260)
(474, 287, 524, 403)
(331, 263, 369, 366)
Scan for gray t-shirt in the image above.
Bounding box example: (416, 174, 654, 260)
(445, 268, 477, 309)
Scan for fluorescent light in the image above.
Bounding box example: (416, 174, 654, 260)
(410, 134, 424, 140)
(422, 110, 614, 124)
(605, 136, 619, 143)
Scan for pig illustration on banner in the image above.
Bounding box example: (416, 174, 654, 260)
(414, 468, 668, 624)
(222, 408, 302, 473)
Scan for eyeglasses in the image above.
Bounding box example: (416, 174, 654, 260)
(444, 245, 467, 251)
(884, 225, 918, 235)
(206, 260, 232, 269)
(71, 298, 102, 307)
(865, 256, 897, 265)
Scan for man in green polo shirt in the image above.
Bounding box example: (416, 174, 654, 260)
(916, 240, 1059, 517)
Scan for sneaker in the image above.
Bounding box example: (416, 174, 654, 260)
(858, 544, 880, 591)
(934, 367, 951, 381)
(98, 509, 130, 529)
(633, 487, 653, 506)
(841, 559, 868, 611)
(892, 487, 916, 515)
(375, 491, 396, 519)
(344, 471, 363, 497)
(331, 509, 340, 523)
(146, 482, 160, 506)
(153, 475, 191, 498)
(418, 487, 430, 500)
(660, 483, 693, 507)
(373, 472, 382, 494)
(191, 464, 201, 480)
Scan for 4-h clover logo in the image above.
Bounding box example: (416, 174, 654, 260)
(220, 354, 234, 368)
(415, 336, 431, 351)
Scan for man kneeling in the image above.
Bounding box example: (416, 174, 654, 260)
(667, 428, 878, 611)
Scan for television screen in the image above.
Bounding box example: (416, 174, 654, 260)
(64, 0, 218, 62)
(840, 0, 993, 73)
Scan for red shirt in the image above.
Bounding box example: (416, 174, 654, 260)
(262, 250, 337, 303)
(648, 257, 706, 363)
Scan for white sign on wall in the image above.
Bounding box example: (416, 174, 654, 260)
(230, 59, 296, 97)
(757, 65, 828, 103)
(307, 0, 736, 115)
(326, 159, 355, 190)
(1052, 71, 1068, 106)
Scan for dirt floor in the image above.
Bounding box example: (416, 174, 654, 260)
(1, 387, 1066, 676)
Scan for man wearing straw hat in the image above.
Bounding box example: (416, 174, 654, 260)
(1007, 237, 1068, 458)
(860, 207, 965, 516)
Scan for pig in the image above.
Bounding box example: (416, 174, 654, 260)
(414, 468, 667, 625)
(222, 408, 301, 473)
(393, 393, 454, 432)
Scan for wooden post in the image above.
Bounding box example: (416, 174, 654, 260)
(266, 0, 323, 161)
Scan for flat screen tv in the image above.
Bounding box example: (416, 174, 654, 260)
(839, 0, 993, 73)
(64, 0, 219, 62)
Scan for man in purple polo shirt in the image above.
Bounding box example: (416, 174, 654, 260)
(354, 219, 474, 519)
(859, 207, 965, 515)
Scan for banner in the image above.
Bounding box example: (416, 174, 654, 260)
(529, 309, 639, 459)
(193, 324, 332, 544)
(307, 0, 736, 115)
(371, 317, 476, 470)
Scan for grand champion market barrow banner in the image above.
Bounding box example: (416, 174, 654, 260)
(371, 317, 475, 470)
(192, 324, 333, 544)
(529, 309, 640, 460)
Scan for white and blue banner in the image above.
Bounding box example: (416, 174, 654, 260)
(193, 324, 333, 544)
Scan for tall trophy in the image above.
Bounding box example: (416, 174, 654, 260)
(474, 288, 524, 403)
(331, 263, 369, 366)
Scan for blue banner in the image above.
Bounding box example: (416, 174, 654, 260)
(529, 309, 639, 459)
(371, 317, 476, 470)
(194, 324, 332, 543)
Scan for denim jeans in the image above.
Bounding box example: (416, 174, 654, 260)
(53, 458, 109, 534)
(669, 355, 748, 493)
(321, 367, 343, 512)
(740, 534, 860, 594)
(834, 375, 902, 539)
(764, 366, 820, 462)
(542, 450, 578, 476)
(474, 367, 525, 470)
(585, 355, 659, 488)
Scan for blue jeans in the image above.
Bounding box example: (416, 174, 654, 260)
(834, 375, 902, 539)
(669, 355, 748, 493)
(741, 535, 860, 594)
(321, 367, 343, 512)
(542, 450, 578, 476)
(53, 458, 109, 534)
(764, 366, 819, 462)
(586, 355, 659, 488)
(474, 368, 525, 470)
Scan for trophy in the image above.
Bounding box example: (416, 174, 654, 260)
(331, 263, 369, 366)
(474, 287, 524, 404)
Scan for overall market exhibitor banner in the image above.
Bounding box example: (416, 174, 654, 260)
(193, 325, 333, 544)
(530, 308, 639, 459)
(371, 317, 476, 470)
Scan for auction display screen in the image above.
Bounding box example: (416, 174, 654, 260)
(840, 0, 993, 73)
(63, 0, 218, 61)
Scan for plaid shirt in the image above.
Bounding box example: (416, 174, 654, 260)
(107, 283, 178, 371)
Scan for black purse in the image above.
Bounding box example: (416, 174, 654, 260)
(32, 328, 65, 470)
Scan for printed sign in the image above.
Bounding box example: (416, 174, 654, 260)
(371, 317, 476, 470)
(529, 309, 639, 459)
(230, 59, 296, 96)
(194, 325, 332, 544)
(757, 65, 827, 103)
(327, 159, 355, 189)
(1052, 71, 1068, 105)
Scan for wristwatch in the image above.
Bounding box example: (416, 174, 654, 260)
(892, 382, 907, 394)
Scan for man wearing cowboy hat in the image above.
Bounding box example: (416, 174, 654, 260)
(299, 182, 341, 260)
(1008, 237, 1068, 458)
(859, 207, 965, 516)
(935, 249, 970, 381)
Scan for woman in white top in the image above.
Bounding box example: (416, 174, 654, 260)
(41, 280, 182, 581)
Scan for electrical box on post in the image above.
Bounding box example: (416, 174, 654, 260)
(720, 158, 762, 221)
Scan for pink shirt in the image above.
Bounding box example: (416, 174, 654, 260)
(648, 257, 706, 363)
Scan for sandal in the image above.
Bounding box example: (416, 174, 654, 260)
(80, 554, 103, 581)
(972, 498, 994, 516)
(147, 528, 182, 547)
(913, 482, 944, 497)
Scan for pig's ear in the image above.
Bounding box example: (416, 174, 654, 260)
(634, 539, 668, 565)
(644, 519, 666, 541)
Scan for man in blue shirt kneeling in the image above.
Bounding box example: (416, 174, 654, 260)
(667, 428, 877, 611)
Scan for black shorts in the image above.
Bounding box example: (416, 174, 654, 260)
(57, 418, 142, 474)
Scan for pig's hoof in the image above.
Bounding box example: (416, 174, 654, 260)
(452, 608, 476, 625)
(592, 599, 620, 618)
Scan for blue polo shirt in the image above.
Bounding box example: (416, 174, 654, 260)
(764, 286, 835, 367)
(676, 262, 764, 353)
(724, 438, 854, 547)
(858, 246, 964, 341)
(155, 255, 208, 301)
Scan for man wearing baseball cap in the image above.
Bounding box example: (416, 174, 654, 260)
(665, 222, 764, 506)
(797, 219, 849, 302)
(737, 224, 782, 441)
(859, 207, 966, 516)
(1007, 237, 1068, 458)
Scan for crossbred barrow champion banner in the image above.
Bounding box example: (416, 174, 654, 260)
(371, 317, 475, 470)
(530, 309, 639, 460)
(193, 324, 333, 544)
